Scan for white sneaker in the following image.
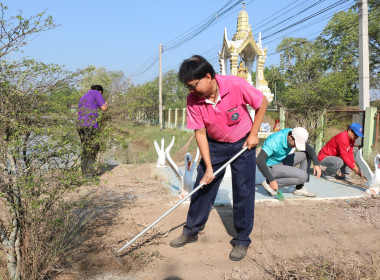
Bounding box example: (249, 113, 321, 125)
(262, 180, 277, 196)
(293, 188, 316, 197)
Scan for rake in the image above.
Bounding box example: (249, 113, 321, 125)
(111, 146, 249, 265)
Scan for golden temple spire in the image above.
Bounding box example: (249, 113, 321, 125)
(232, 2, 249, 41)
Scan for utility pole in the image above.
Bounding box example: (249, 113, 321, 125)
(274, 81, 277, 110)
(159, 43, 163, 130)
(358, 0, 370, 110)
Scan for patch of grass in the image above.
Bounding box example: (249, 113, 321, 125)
(110, 119, 272, 166)
(0, 252, 8, 280)
(112, 120, 198, 164)
(243, 249, 380, 280)
(269, 252, 380, 280)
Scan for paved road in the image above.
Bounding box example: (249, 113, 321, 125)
(157, 165, 366, 205)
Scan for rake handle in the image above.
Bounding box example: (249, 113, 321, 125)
(117, 146, 248, 253)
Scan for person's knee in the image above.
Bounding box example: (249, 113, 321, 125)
(336, 157, 344, 168)
(297, 171, 308, 184)
(298, 152, 307, 160)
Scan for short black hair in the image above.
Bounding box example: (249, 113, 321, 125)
(91, 85, 103, 92)
(178, 55, 215, 84)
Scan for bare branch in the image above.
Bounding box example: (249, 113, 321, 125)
(0, 5, 57, 59)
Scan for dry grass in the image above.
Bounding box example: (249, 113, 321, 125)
(340, 196, 380, 226)
(219, 250, 380, 280)
(267, 251, 380, 280)
(0, 252, 8, 280)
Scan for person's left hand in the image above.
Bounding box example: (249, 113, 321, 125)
(243, 133, 259, 150)
(314, 165, 322, 178)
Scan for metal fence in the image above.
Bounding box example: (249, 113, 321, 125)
(133, 106, 378, 157)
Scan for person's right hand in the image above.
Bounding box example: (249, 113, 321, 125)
(354, 166, 364, 178)
(270, 180, 279, 191)
(200, 169, 215, 186)
(358, 170, 364, 177)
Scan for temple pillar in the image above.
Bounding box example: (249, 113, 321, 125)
(245, 58, 254, 85)
(229, 53, 239, 77)
(219, 55, 227, 75)
(256, 54, 265, 88)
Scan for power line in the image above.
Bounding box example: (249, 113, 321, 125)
(208, 1, 351, 70)
(134, 0, 354, 83)
(263, 2, 352, 46)
(164, 0, 243, 51)
(261, 0, 328, 34)
(132, 51, 159, 76)
(132, 0, 245, 77)
(160, 3, 352, 78)
(134, 0, 273, 82)
(265, 6, 356, 58)
(254, 0, 310, 30)
(262, 0, 350, 40)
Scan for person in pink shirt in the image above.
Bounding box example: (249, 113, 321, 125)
(318, 122, 364, 181)
(169, 55, 268, 261)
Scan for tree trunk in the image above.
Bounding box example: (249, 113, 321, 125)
(3, 216, 21, 280)
(3, 153, 22, 280)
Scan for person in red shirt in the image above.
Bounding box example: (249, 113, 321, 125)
(318, 123, 364, 181)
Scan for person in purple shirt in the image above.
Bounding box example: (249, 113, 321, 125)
(77, 85, 108, 178)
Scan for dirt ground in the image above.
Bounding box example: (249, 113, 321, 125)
(55, 163, 380, 280)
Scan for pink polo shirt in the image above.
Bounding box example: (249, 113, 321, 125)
(187, 74, 264, 143)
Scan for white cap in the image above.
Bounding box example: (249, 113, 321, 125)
(292, 127, 309, 151)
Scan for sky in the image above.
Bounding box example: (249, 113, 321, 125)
(4, 0, 354, 85)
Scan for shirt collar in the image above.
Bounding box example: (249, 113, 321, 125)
(215, 74, 229, 98)
(195, 74, 229, 104)
(190, 74, 229, 105)
(205, 94, 221, 105)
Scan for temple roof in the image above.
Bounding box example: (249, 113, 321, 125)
(232, 5, 249, 41)
(220, 2, 267, 58)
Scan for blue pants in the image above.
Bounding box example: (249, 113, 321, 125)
(182, 135, 256, 247)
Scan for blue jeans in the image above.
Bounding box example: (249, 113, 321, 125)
(183, 135, 256, 247)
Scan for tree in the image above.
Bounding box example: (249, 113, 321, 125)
(320, 0, 380, 74)
(0, 3, 56, 58)
(0, 60, 84, 280)
(0, 5, 84, 280)
(124, 79, 159, 120)
(117, 69, 189, 124)
(162, 70, 188, 108)
(263, 66, 286, 107)
(317, 0, 380, 102)
(276, 37, 347, 140)
(78, 66, 130, 103)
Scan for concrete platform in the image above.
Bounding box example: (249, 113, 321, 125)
(156, 165, 366, 205)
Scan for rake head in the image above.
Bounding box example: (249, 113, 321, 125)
(109, 248, 127, 268)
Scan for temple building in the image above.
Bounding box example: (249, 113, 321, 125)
(219, 2, 273, 103)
